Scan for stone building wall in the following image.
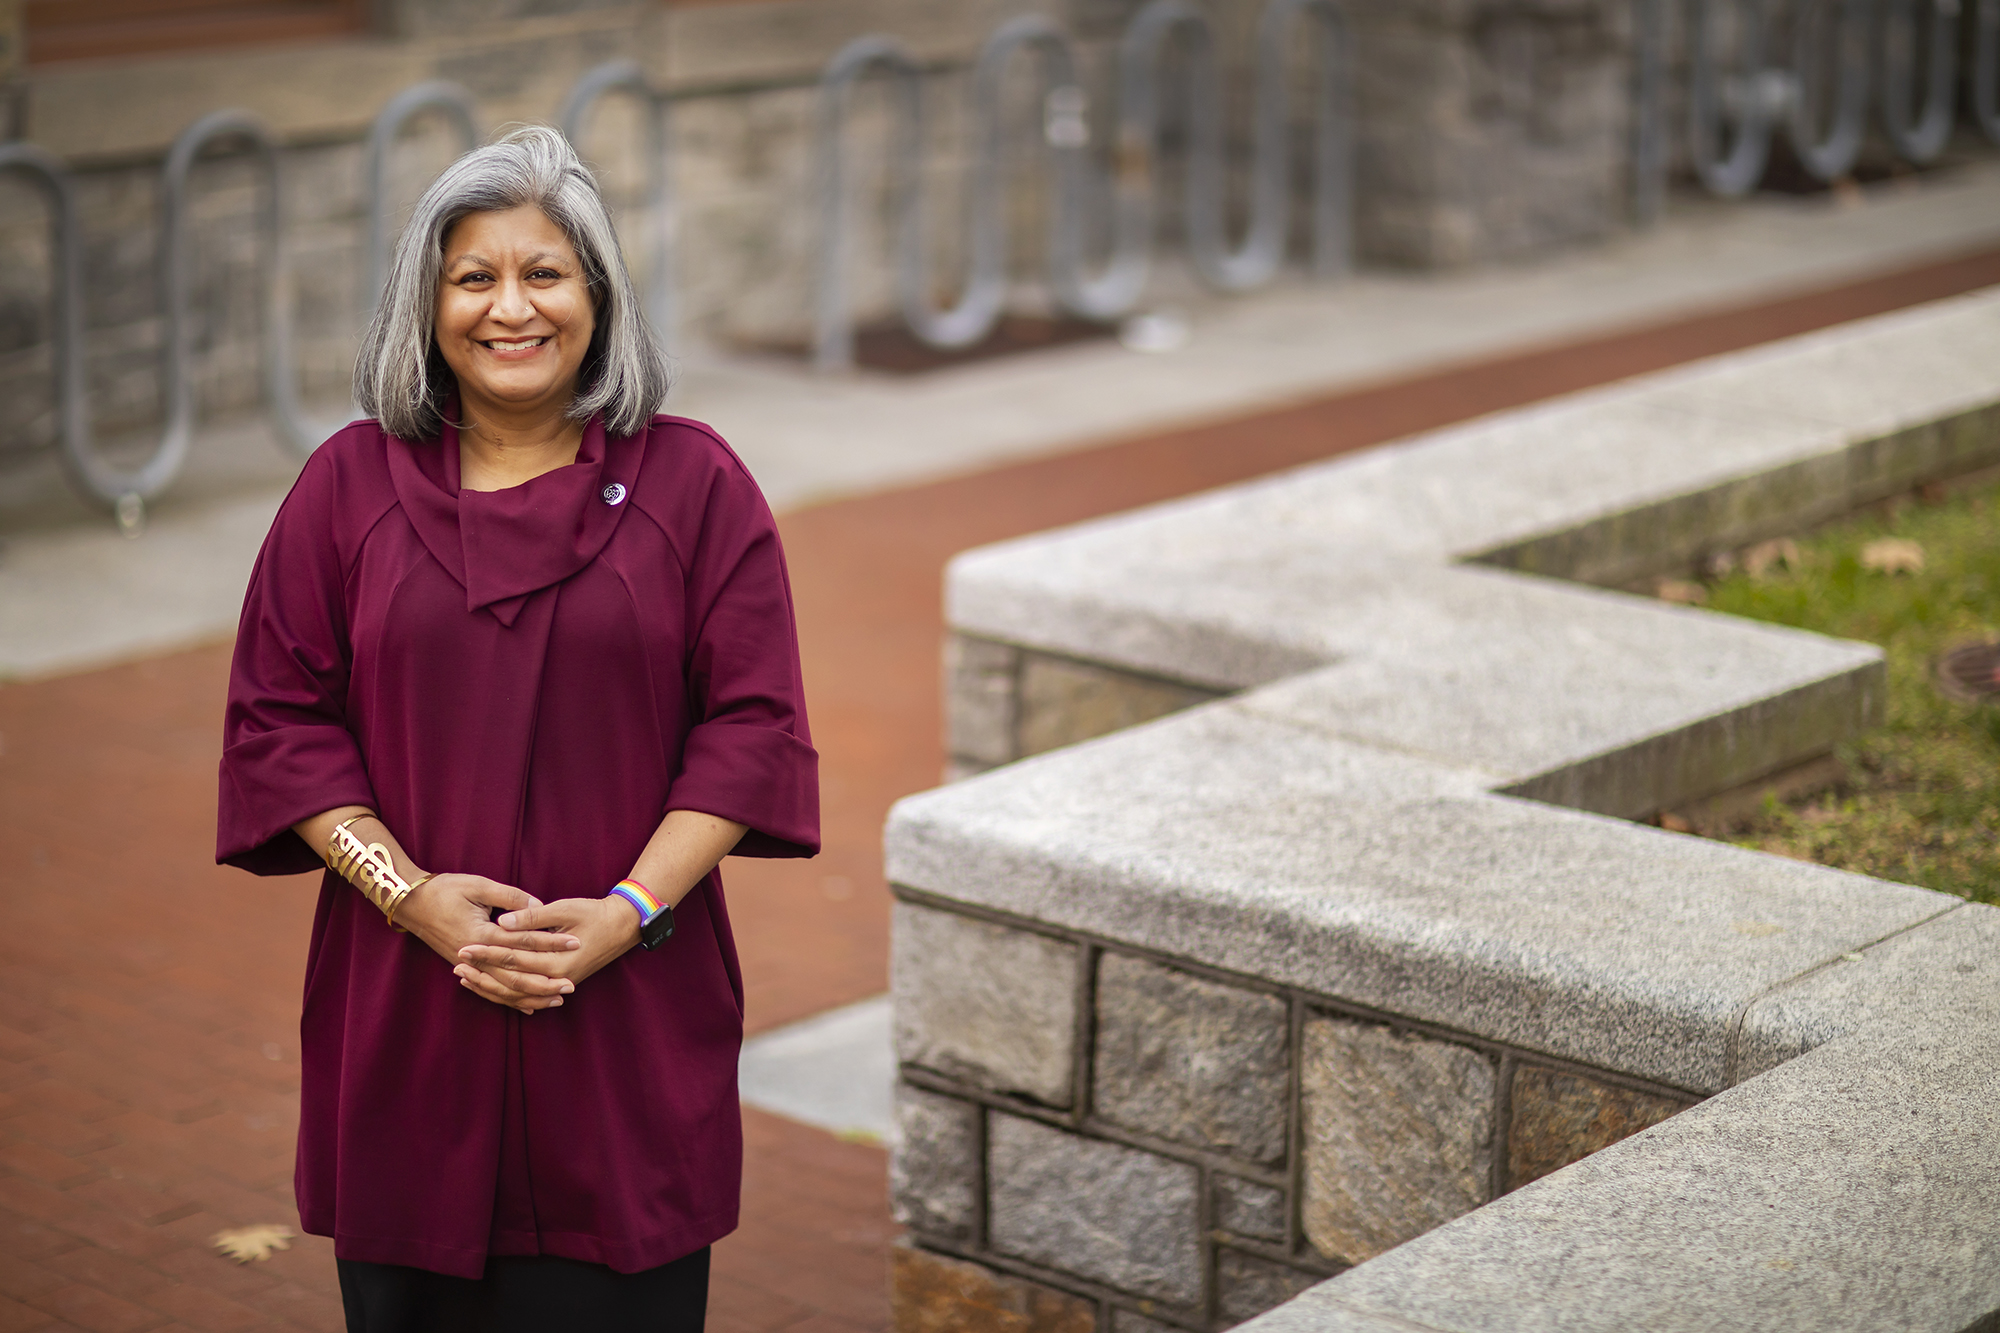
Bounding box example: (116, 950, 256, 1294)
(0, 0, 1649, 489)
(1349, 0, 1633, 267)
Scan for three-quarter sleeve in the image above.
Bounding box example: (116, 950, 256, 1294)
(217, 451, 379, 875)
(668, 451, 820, 859)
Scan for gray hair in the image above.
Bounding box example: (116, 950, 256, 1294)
(355, 124, 670, 442)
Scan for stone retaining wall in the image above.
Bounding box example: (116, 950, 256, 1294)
(890, 289, 2000, 1330)
(890, 894, 1695, 1329)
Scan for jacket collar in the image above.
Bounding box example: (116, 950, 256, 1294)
(386, 406, 645, 627)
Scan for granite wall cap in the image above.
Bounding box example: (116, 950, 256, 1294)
(1736, 901, 2000, 1082)
(1241, 1024, 2000, 1333)
(888, 698, 1953, 1092)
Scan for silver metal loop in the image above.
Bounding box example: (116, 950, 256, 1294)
(1881, 0, 1960, 163)
(813, 1, 1352, 365)
(1184, 0, 1350, 291)
(1978, 0, 2000, 143)
(1788, 0, 1873, 181)
(0, 141, 93, 505)
(898, 14, 1084, 350)
(1689, 0, 1778, 198)
(1632, 0, 1670, 225)
(811, 35, 924, 371)
(1063, 0, 1349, 317)
(559, 60, 677, 347)
(1058, 0, 1206, 318)
(363, 80, 480, 314)
(53, 110, 328, 508)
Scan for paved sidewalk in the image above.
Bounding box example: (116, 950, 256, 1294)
(5, 212, 2000, 1329)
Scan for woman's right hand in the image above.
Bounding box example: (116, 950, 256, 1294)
(396, 873, 581, 1014)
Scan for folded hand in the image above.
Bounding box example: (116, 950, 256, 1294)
(453, 895, 641, 1013)
(396, 873, 582, 1014)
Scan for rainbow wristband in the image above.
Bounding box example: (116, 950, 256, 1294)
(608, 877, 666, 924)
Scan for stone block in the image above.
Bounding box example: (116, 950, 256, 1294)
(1301, 1018, 1494, 1267)
(987, 1114, 1202, 1306)
(892, 1085, 982, 1241)
(1214, 1175, 1288, 1244)
(892, 903, 1079, 1107)
(891, 1240, 1097, 1333)
(947, 634, 1022, 768)
(1505, 1066, 1685, 1190)
(1216, 1250, 1326, 1324)
(1092, 953, 1289, 1164)
(1018, 653, 1219, 759)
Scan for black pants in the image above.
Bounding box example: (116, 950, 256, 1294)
(337, 1248, 710, 1333)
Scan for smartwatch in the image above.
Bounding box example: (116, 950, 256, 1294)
(608, 879, 676, 951)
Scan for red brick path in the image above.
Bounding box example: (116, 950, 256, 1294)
(3, 247, 1997, 1332)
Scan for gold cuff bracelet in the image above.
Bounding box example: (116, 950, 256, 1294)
(327, 813, 421, 930)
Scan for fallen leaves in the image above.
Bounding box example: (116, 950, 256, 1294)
(1742, 538, 1801, 578)
(1860, 537, 1925, 574)
(211, 1224, 294, 1264)
(1655, 578, 1707, 605)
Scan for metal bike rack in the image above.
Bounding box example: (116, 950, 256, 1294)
(1881, 0, 1960, 164)
(1169, 0, 1350, 292)
(363, 79, 481, 315)
(24, 110, 328, 522)
(14, 0, 2000, 508)
(1064, 0, 1349, 316)
(1788, 0, 1872, 181)
(1979, 0, 2000, 144)
(902, 14, 1088, 350)
(559, 60, 677, 345)
(1632, 0, 1670, 226)
(1651, 0, 1985, 208)
(812, 35, 923, 372)
(0, 141, 94, 514)
(1688, 0, 1778, 198)
(812, 0, 1352, 371)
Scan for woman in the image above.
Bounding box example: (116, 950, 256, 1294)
(216, 126, 817, 1333)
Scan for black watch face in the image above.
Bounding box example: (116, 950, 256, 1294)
(639, 906, 675, 951)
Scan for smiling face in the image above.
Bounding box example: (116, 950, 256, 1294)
(434, 204, 597, 425)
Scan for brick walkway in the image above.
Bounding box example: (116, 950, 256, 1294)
(3, 248, 1997, 1333)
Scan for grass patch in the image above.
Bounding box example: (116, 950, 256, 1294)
(1693, 481, 2000, 903)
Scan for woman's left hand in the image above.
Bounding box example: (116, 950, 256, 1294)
(453, 896, 642, 1009)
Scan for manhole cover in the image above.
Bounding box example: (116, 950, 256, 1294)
(1936, 640, 2000, 704)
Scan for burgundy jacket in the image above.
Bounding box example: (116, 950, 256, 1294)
(217, 413, 818, 1278)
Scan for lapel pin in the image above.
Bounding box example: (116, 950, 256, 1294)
(602, 482, 628, 506)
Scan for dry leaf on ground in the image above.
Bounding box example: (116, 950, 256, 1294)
(211, 1224, 295, 1264)
(1742, 538, 1801, 578)
(1860, 537, 1925, 574)
(1656, 578, 1708, 605)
